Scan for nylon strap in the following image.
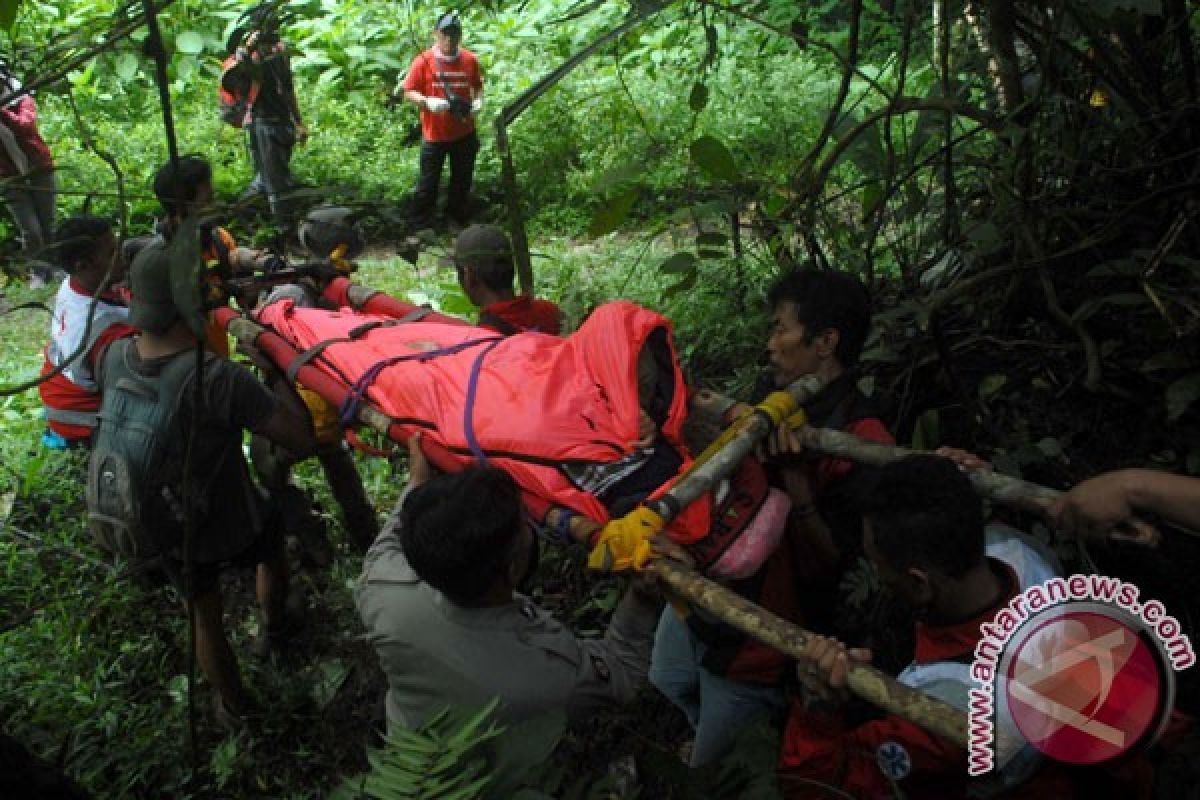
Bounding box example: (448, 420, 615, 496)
(336, 335, 503, 429)
(285, 319, 395, 384)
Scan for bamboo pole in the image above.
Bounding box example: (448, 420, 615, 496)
(642, 377, 822, 519)
(688, 389, 1167, 546)
(646, 559, 969, 748)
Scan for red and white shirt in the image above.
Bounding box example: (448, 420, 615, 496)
(38, 277, 135, 440)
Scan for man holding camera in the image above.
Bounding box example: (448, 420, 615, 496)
(224, 9, 308, 237)
(400, 11, 484, 230)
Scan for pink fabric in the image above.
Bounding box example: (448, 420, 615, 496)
(708, 488, 792, 580)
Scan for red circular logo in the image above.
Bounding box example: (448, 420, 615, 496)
(1004, 610, 1167, 765)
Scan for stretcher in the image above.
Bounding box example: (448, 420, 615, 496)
(214, 277, 714, 545)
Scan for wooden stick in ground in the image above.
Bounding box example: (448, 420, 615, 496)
(646, 558, 969, 749)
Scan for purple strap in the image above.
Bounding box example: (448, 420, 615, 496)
(336, 335, 502, 429)
(462, 338, 504, 464)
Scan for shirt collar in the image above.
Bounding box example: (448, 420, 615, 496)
(913, 558, 1019, 664)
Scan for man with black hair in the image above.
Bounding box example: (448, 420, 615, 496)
(649, 267, 895, 767)
(778, 455, 1060, 797)
(356, 433, 667, 732)
(92, 242, 316, 727)
(401, 11, 484, 229)
(222, 7, 307, 235)
(453, 224, 562, 334)
(38, 215, 136, 448)
(151, 156, 276, 355)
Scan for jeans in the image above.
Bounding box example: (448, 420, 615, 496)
(414, 132, 479, 224)
(3, 169, 56, 257)
(649, 607, 785, 767)
(248, 119, 296, 229)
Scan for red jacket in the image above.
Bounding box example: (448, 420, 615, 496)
(689, 374, 894, 685)
(479, 296, 562, 335)
(0, 95, 53, 176)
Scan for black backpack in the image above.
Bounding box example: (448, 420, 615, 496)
(86, 341, 210, 559)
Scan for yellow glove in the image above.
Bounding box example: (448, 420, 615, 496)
(783, 408, 808, 432)
(587, 506, 665, 572)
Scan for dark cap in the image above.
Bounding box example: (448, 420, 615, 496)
(435, 11, 461, 31)
(128, 243, 180, 334)
(453, 224, 511, 270)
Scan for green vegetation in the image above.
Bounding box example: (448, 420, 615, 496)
(2, 0, 1199, 796)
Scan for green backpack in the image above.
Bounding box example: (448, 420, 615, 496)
(86, 340, 210, 560)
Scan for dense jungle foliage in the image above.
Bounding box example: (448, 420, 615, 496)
(1, 0, 1199, 797)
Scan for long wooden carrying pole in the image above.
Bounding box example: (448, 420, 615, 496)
(689, 389, 1165, 545)
(646, 559, 968, 746)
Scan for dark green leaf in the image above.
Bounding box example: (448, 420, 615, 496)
(978, 373, 1008, 400)
(588, 189, 639, 238)
(0, 0, 19, 31)
(690, 135, 738, 182)
(665, 269, 699, 298)
(688, 82, 708, 112)
(696, 232, 727, 247)
(1166, 372, 1200, 422)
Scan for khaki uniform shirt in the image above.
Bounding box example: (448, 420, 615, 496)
(355, 511, 660, 732)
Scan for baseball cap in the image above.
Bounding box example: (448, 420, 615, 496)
(128, 242, 180, 334)
(435, 11, 461, 31)
(453, 224, 511, 270)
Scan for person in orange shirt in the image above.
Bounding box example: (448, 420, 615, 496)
(401, 12, 484, 229)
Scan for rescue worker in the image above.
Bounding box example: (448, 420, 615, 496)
(779, 455, 1063, 797)
(452, 224, 562, 335)
(150, 155, 279, 356)
(356, 433, 680, 734)
(94, 243, 316, 728)
(38, 215, 135, 448)
(401, 11, 484, 230)
(649, 268, 894, 766)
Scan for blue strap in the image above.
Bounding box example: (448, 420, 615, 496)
(553, 508, 577, 545)
(336, 335, 502, 428)
(462, 337, 504, 464)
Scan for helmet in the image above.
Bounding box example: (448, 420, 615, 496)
(298, 206, 364, 259)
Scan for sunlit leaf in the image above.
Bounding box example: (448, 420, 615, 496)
(175, 30, 205, 54)
(115, 53, 139, 81)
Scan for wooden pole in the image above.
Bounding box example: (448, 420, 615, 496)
(647, 559, 969, 748)
(688, 389, 1166, 546)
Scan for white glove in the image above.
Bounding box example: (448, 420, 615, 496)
(424, 96, 449, 113)
(470, 97, 483, 116)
